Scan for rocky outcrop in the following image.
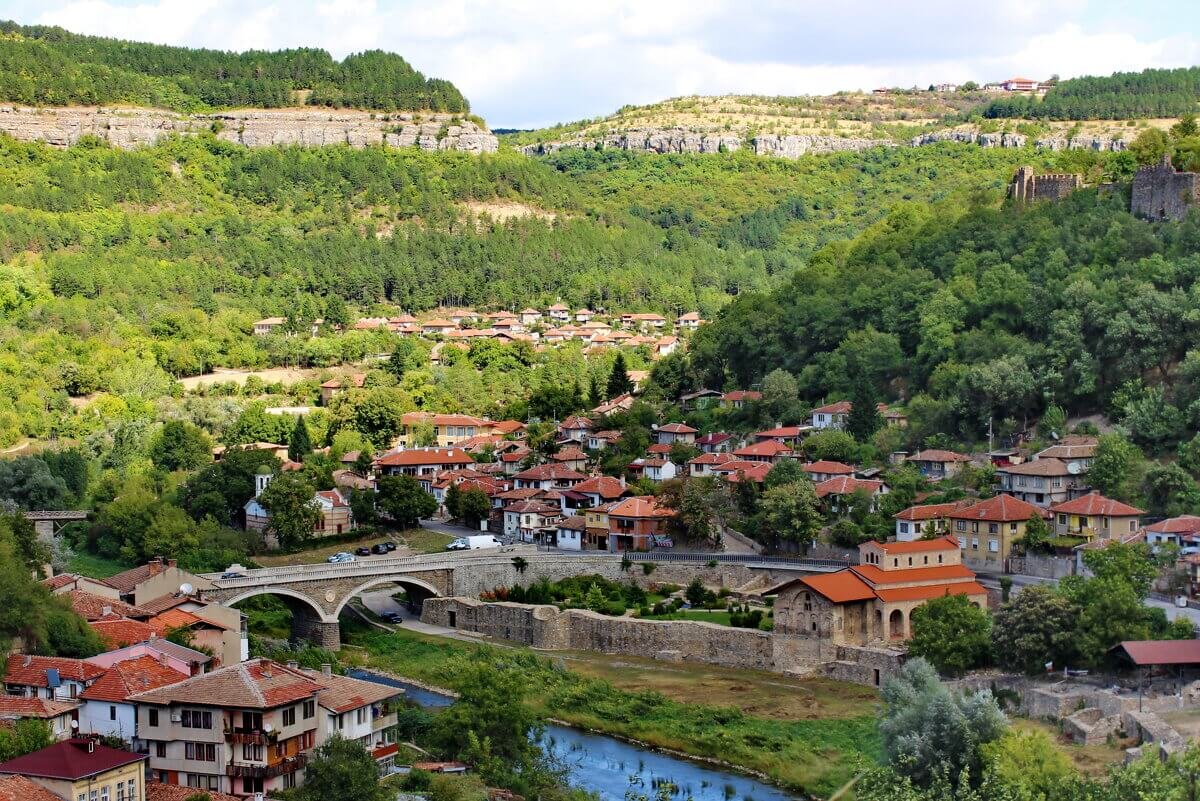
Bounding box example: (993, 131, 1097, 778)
(523, 125, 1130, 160)
(0, 106, 498, 153)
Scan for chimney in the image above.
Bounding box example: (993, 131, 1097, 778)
(22, 655, 30, 667)
(101, 605, 112, 618)
(286, 661, 299, 670)
(167, 559, 177, 569)
(320, 663, 332, 676)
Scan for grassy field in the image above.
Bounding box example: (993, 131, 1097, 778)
(67, 550, 131, 578)
(1010, 718, 1126, 777)
(401, 528, 456, 554)
(252, 526, 453, 567)
(342, 626, 879, 797)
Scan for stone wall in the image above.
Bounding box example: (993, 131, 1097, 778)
(1132, 154, 1200, 221)
(1008, 553, 1077, 580)
(421, 596, 906, 685)
(1009, 166, 1084, 203)
(0, 106, 498, 153)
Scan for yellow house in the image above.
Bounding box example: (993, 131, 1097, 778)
(1048, 492, 1143, 541)
(584, 501, 618, 550)
(947, 493, 1049, 569)
(397, 413, 498, 447)
(0, 738, 148, 801)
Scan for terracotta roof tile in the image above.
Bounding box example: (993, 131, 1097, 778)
(376, 447, 474, 467)
(873, 581, 988, 603)
(948, 493, 1048, 522)
(850, 563, 977, 586)
(0, 697, 78, 719)
(89, 617, 162, 650)
(80, 656, 187, 703)
(799, 572, 877, 603)
(130, 659, 322, 710)
(908, 449, 971, 463)
(802, 460, 854, 474)
(868, 536, 961, 554)
(297, 668, 401, 713)
(998, 458, 1072, 477)
(65, 591, 148, 622)
(812, 401, 852, 415)
(146, 782, 241, 801)
(815, 476, 884, 497)
(1049, 492, 1144, 517)
(4, 656, 105, 688)
(0, 774, 64, 801)
(732, 440, 793, 458)
(572, 475, 626, 500)
(1147, 515, 1200, 534)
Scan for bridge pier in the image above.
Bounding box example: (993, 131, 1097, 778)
(291, 612, 340, 649)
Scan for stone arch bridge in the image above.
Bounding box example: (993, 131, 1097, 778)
(202, 550, 848, 647)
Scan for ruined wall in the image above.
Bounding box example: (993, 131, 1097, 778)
(0, 106, 498, 153)
(1009, 166, 1084, 202)
(421, 597, 906, 685)
(1132, 155, 1200, 221)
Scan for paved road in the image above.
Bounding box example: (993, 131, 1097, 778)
(976, 572, 1200, 626)
(357, 588, 497, 642)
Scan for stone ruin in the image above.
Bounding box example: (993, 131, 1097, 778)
(1009, 165, 1083, 203)
(1132, 154, 1200, 222)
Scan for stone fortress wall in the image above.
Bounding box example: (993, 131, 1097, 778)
(1132, 154, 1200, 221)
(0, 105, 498, 153)
(1009, 165, 1083, 202)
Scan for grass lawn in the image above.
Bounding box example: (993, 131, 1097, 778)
(255, 529, 420, 566)
(639, 609, 735, 626)
(67, 550, 131, 579)
(1011, 718, 1126, 777)
(342, 625, 879, 798)
(401, 528, 456, 554)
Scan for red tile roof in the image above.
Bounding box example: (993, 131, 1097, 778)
(658, 422, 698, 434)
(850, 563, 977, 586)
(65, 591, 147, 622)
(513, 464, 587, 481)
(868, 536, 961, 554)
(695, 433, 732, 446)
(0, 775, 65, 801)
(0, 739, 146, 780)
(799, 572, 877, 603)
(802, 460, 854, 475)
(733, 440, 793, 458)
(998, 458, 1072, 476)
(873, 581, 988, 603)
(572, 475, 626, 500)
(908, 449, 971, 463)
(376, 447, 473, 467)
(1146, 515, 1200, 534)
(0, 697, 78, 719)
(80, 656, 187, 703)
(949, 493, 1048, 522)
(609, 496, 672, 519)
(815, 477, 884, 497)
(560, 416, 593, 431)
(756, 425, 807, 438)
(130, 659, 322, 709)
(89, 617, 162, 650)
(1112, 640, 1200, 666)
(298, 668, 401, 713)
(723, 390, 761, 402)
(146, 782, 242, 801)
(812, 401, 852, 415)
(724, 463, 772, 483)
(103, 560, 173, 594)
(1049, 492, 1144, 517)
(894, 499, 977, 521)
(4, 656, 105, 688)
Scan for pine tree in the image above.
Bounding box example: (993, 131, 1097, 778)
(445, 481, 463, 521)
(846, 380, 882, 443)
(588, 373, 603, 408)
(607, 353, 633, 399)
(288, 416, 312, 462)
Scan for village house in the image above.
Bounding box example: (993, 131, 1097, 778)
(592, 393, 634, 416)
(905, 449, 972, 481)
(252, 317, 286, 336)
(948, 493, 1048, 569)
(78, 656, 187, 741)
(1001, 77, 1039, 92)
(586, 430, 622, 451)
(607, 496, 672, 552)
(375, 447, 474, 479)
(546, 303, 571, 323)
(802, 460, 855, 483)
(754, 425, 810, 447)
(5, 656, 107, 701)
(0, 697, 79, 741)
(518, 308, 542, 326)
(0, 739, 148, 801)
(42, 573, 122, 601)
(1035, 436, 1098, 473)
(575, 309, 595, 323)
(512, 464, 587, 491)
(1145, 515, 1200, 549)
(502, 500, 563, 543)
(893, 500, 977, 541)
(654, 336, 678, 358)
(245, 472, 354, 545)
(655, 422, 698, 446)
(996, 457, 1085, 507)
(553, 515, 586, 551)
(1048, 492, 1143, 541)
(732, 439, 793, 464)
(131, 659, 324, 796)
(571, 475, 626, 507)
(396, 413, 498, 448)
(771, 537, 985, 655)
(815, 476, 888, 513)
(679, 389, 723, 410)
(87, 639, 211, 678)
(297, 665, 402, 773)
(318, 373, 365, 404)
(723, 462, 771, 486)
(695, 432, 733, 453)
(558, 415, 593, 444)
(627, 458, 677, 483)
(687, 452, 738, 478)
(810, 401, 851, 430)
(676, 311, 704, 330)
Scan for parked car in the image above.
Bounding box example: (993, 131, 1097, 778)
(445, 539, 470, 551)
(381, 612, 404, 623)
(371, 543, 390, 555)
(383, 541, 398, 551)
(355, 547, 371, 556)
(326, 552, 356, 563)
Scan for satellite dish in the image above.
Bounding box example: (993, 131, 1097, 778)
(1067, 462, 1082, 475)
(70, 720, 78, 730)
(263, 723, 273, 733)
(179, 583, 194, 596)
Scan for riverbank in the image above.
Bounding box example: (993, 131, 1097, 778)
(342, 625, 879, 798)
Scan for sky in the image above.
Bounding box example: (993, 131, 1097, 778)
(2, 0, 1199, 128)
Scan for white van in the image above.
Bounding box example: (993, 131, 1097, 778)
(447, 535, 502, 551)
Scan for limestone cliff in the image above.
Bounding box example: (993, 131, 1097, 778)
(0, 106, 499, 153)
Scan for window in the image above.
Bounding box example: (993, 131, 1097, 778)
(155, 741, 166, 758)
(243, 743, 264, 761)
(1058, 514, 1067, 524)
(1130, 520, 1137, 533)
(186, 775, 219, 791)
(956, 537, 966, 548)
(356, 707, 368, 725)
(243, 711, 262, 731)
(115, 782, 125, 801)
(89, 792, 97, 801)
(987, 523, 998, 534)
(148, 709, 159, 727)
(100, 787, 108, 801)
(303, 700, 315, 719)
(283, 773, 297, 789)
(971, 538, 979, 549)
(989, 539, 999, 553)
(110, 706, 117, 720)
(898, 522, 909, 534)
(282, 707, 296, 727)
(956, 521, 966, 532)
(181, 709, 212, 729)
(243, 778, 264, 795)
(185, 742, 217, 762)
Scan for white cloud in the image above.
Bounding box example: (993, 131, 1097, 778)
(19, 0, 1200, 127)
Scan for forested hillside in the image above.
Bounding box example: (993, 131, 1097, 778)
(984, 66, 1200, 120)
(0, 133, 1070, 448)
(684, 188, 1200, 452)
(0, 22, 468, 112)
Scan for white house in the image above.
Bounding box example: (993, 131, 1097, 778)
(555, 516, 586, 551)
(78, 655, 187, 741)
(810, 401, 851, 430)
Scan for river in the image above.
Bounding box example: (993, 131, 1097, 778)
(348, 669, 796, 801)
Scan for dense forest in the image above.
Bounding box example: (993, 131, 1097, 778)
(685, 187, 1200, 450)
(983, 66, 1200, 120)
(0, 22, 468, 112)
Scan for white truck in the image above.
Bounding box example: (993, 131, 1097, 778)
(446, 535, 502, 551)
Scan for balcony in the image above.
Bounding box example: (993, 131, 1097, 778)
(224, 729, 273, 744)
(227, 753, 307, 779)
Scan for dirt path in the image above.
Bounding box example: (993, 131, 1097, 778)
(177, 366, 321, 390)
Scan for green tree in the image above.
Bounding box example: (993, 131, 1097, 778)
(445, 481, 463, 521)
(846, 382, 883, 443)
(0, 719, 53, 762)
(149, 420, 212, 472)
(376, 475, 436, 528)
(607, 352, 634, 399)
(1129, 127, 1172, 165)
(764, 459, 804, 489)
(758, 480, 822, 550)
(1021, 513, 1053, 554)
(258, 471, 320, 549)
(879, 658, 1007, 788)
(981, 728, 1075, 801)
(433, 657, 540, 765)
(298, 735, 389, 801)
(992, 585, 1079, 674)
(288, 415, 313, 462)
(1088, 434, 1143, 500)
(802, 430, 859, 463)
(761, 368, 799, 421)
(908, 594, 993, 676)
(459, 487, 491, 528)
(1039, 404, 1066, 439)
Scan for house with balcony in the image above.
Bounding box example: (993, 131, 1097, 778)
(502, 501, 563, 542)
(130, 659, 324, 797)
(996, 457, 1083, 507)
(297, 665, 402, 772)
(1048, 492, 1143, 541)
(607, 496, 673, 552)
(79, 656, 187, 742)
(4, 656, 106, 702)
(948, 493, 1049, 570)
(905, 449, 971, 481)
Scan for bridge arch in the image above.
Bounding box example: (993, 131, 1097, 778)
(223, 586, 334, 623)
(334, 575, 442, 619)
